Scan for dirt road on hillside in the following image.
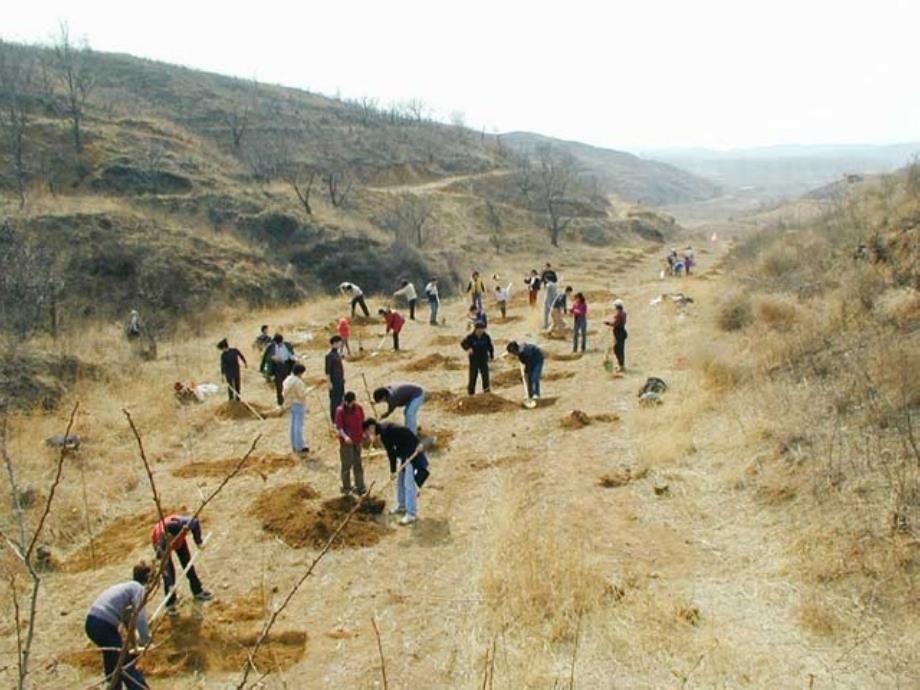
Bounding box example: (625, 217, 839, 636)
(365, 168, 511, 194)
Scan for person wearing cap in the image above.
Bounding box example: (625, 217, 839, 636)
(373, 382, 425, 433)
(461, 320, 495, 394)
(151, 514, 213, 615)
(604, 299, 628, 371)
(424, 278, 440, 325)
(507, 341, 545, 399)
(393, 279, 418, 321)
(85, 561, 152, 689)
(217, 338, 247, 401)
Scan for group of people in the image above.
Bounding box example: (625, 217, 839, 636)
(665, 247, 695, 277)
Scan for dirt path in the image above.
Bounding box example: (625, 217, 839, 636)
(365, 168, 511, 194)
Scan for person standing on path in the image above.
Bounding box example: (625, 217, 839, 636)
(363, 418, 430, 526)
(373, 382, 425, 433)
(541, 264, 559, 329)
(217, 338, 247, 400)
(572, 292, 588, 353)
(424, 277, 440, 325)
(335, 392, 367, 495)
(604, 299, 628, 371)
(325, 335, 346, 423)
(263, 334, 295, 406)
(282, 362, 310, 453)
(507, 341, 545, 399)
(151, 513, 213, 615)
(466, 271, 486, 310)
(393, 279, 418, 321)
(494, 282, 512, 319)
(85, 562, 152, 690)
(339, 281, 370, 318)
(461, 320, 494, 394)
(525, 270, 542, 307)
(379, 308, 406, 351)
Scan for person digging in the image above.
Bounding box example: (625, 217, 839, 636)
(373, 382, 425, 433)
(378, 308, 405, 351)
(85, 561, 152, 690)
(335, 391, 367, 496)
(363, 418, 430, 526)
(603, 299, 628, 372)
(339, 281, 370, 318)
(151, 514, 213, 616)
(461, 320, 494, 394)
(507, 340, 544, 404)
(217, 338, 247, 401)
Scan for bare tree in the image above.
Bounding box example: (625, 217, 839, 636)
(52, 23, 94, 154)
(535, 145, 578, 247)
(222, 79, 259, 152)
(485, 201, 504, 254)
(321, 165, 354, 208)
(0, 42, 36, 209)
(357, 96, 379, 125)
(403, 98, 428, 124)
(513, 153, 534, 199)
(390, 194, 435, 247)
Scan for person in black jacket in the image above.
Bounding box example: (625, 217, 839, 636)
(460, 321, 494, 394)
(363, 419, 429, 525)
(325, 336, 345, 423)
(262, 334, 295, 406)
(217, 338, 247, 400)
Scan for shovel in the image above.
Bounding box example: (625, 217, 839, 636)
(519, 365, 537, 409)
(370, 334, 388, 358)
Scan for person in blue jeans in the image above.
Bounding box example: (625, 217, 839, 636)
(507, 341, 545, 399)
(282, 363, 309, 453)
(424, 278, 440, 325)
(373, 382, 425, 433)
(363, 418, 430, 525)
(84, 561, 152, 689)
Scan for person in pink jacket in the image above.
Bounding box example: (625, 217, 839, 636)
(572, 292, 588, 352)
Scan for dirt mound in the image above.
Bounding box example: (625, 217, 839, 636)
(62, 508, 180, 573)
(490, 369, 576, 389)
(250, 484, 388, 549)
(561, 410, 621, 429)
(63, 613, 305, 678)
(598, 466, 649, 488)
(214, 400, 273, 421)
(470, 453, 531, 471)
(446, 392, 520, 415)
(422, 427, 455, 451)
(546, 352, 583, 362)
(426, 389, 461, 406)
(403, 353, 465, 371)
(172, 453, 296, 479)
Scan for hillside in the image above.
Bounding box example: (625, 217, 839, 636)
(0, 42, 685, 340)
(501, 131, 721, 205)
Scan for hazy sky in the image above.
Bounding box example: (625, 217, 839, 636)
(2, 0, 917, 151)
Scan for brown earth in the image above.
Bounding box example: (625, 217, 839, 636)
(214, 400, 273, 421)
(402, 353, 465, 372)
(560, 410, 621, 430)
(172, 452, 296, 479)
(61, 509, 177, 573)
(444, 392, 520, 415)
(597, 466, 649, 488)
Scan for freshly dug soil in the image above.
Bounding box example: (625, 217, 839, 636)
(426, 389, 461, 406)
(214, 400, 273, 421)
(561, 410, 621, 429)
(598, 466, 649, 488)
(172, 453, 296, 479)
(421, 427, 455, 451)
(470, 453, 531, 471)
(490, 369, 575, 389)
(545, 352, 583, 362)
(250, 484, 388, 550)
(62, 508, 180, 573)
(446, 393, 520, 415)
(403, 353, 465, 371)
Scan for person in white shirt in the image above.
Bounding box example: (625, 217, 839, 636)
(282, 363, 309, 454)
(424, 278, 440, 325)
(339, 282, 370, 318)
(393, 280, 418, 320)
(494, 282, 512, 319)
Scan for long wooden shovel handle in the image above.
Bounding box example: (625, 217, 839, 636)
(149, 531, 213, 623)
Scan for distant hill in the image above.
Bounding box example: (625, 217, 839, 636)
(644, 143, 920, 199)
(500, 131, 721, 206)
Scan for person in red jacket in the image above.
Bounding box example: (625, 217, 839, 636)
(334, 391, 367, 495)
(151, 514, 212, 615)
(378, 308, 406, 351)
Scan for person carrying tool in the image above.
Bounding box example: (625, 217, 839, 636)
(339, 281, 370, 318)
(373, 382, 425, 433)
(336, 317, 352, 356)
(393, 279, 418, 321)
(378, 308, 405, 351)
(572, 292, 588, 353)
(424, 277, 440, 325)
(262, 333, 295, 406)
(335, 391, 367, 495)
(325, 335, 346, 423)
(151, 514, 213, 615)
(507, 341, 545, 399)
(466, 271, 486, 310)
(604, 299, 628, 371)
(461, 320, 494, 394)
(541, 264, 559, 329)
(85, 561, 152, 690)
(217, 338, 247, 401)
(362, 418, 430, 525)
(494, 282, 512, 319)
(524, 270, 542, 307)
(282, 362, 310, 453)
(467, 304, 487, 330)
(549, 286, 573, 336)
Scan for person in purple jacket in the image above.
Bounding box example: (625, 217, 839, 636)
(372, 382, 425, 433)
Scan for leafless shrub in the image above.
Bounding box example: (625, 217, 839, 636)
(51, 23, 94, 154)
